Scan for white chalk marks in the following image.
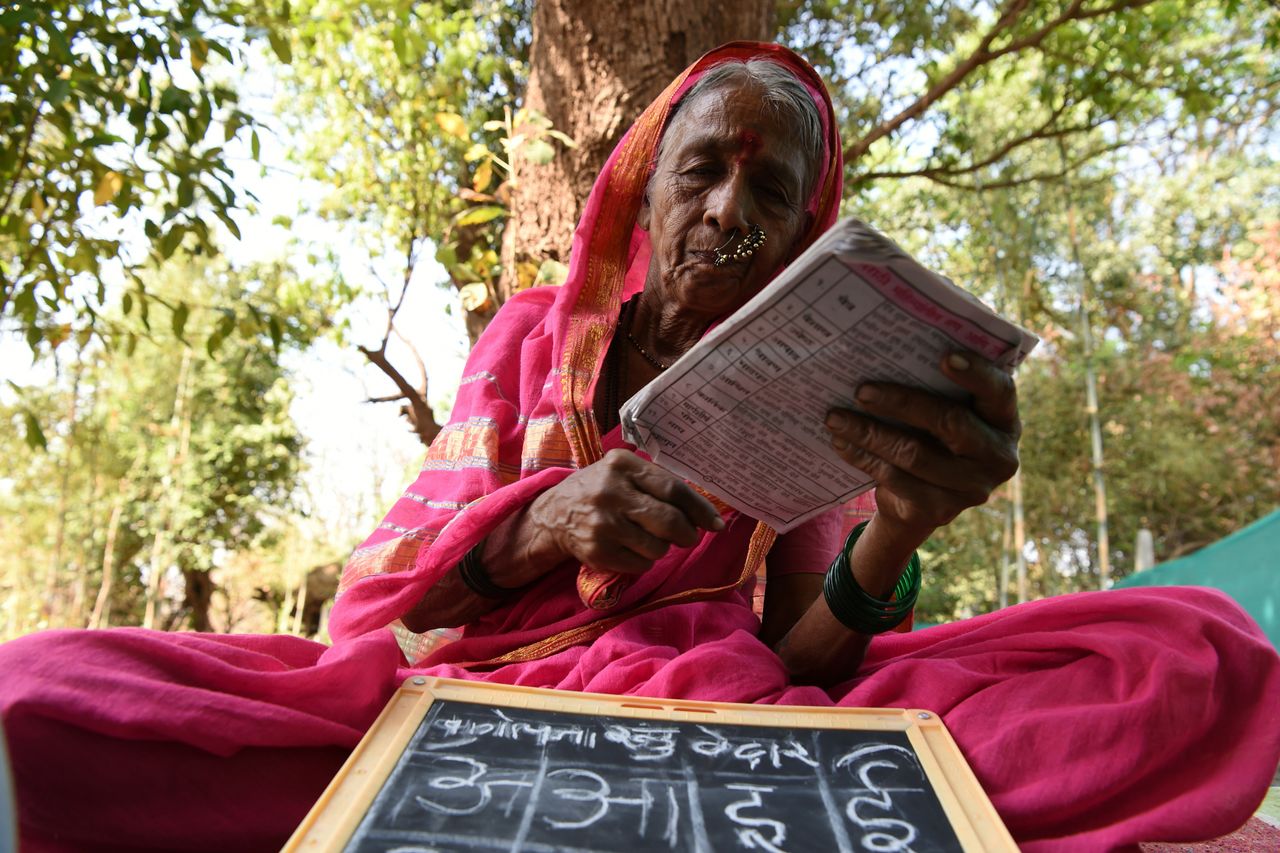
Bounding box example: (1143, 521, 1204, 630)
(346, 703, 959, 853)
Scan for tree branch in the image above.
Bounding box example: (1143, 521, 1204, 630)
(357, 344, 441, 446)
(860, 135, 1128, 192)
(842, 0, 1158, 164)
(851, 104, 1100, 186)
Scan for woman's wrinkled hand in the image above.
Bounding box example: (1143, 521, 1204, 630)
(526, 449, 725, 575)
(824, 351, 1021, 543)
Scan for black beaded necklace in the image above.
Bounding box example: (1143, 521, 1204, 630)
(625, 322, 673, 371)
(600, 296, 670, 435)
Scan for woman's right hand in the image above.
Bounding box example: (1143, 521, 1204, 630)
(404, 451, 723, 632)
(525, 449, 725, 575)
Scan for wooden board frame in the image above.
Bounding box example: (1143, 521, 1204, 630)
(284, 676, 1015, 852)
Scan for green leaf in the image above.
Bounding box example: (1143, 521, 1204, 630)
(268, 316, 283, 352)
(268, 31, 292, 64)
(536, 258, 570, 286)
(435, 243, 457, 269)
(216, 311, 236, 338)
(455, 205, 505, 226)
(159, 226, 184, 259)
(216, 209, 242, 240)
(546, 129, 578, 149)
(250, 129, 261, 161)
(22, 411, 46, 450)
(523, 138, 555, 165)
(47, 78, 70, 106)
(158, 86, 189, 114)
(171, 302, 189, 341)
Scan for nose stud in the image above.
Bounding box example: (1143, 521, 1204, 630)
(713, 224, 767, 267)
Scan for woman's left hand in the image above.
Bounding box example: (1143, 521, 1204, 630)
(824, 351, 1021, 545)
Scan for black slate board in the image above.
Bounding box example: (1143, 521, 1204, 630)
(342, 698, 963, 853)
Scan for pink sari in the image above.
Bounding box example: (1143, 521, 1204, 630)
(2, 42, 1278, 853)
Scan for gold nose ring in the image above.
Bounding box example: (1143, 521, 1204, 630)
(713, 224, 767, 267)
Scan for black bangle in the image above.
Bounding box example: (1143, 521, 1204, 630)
(457, 540, 524, 600)
(822, 521, 921, 635)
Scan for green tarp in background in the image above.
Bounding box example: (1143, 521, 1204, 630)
(1114, 509, 1280, 651)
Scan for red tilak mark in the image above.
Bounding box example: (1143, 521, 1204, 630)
(735, 131, 762, 164)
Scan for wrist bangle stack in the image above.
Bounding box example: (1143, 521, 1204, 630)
(457, 540, 523, 600)
(823, 521, 922, 635)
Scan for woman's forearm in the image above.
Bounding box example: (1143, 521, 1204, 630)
(400, 497, 568, 633)
(773, 514, 930, 686)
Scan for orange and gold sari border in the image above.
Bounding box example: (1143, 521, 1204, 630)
(394, 621, 462, 666)
(558, 65, 696, 469)
(424, 417, 502, 462)
(340, 528, 435, 591)
(522, 417, 575, 470)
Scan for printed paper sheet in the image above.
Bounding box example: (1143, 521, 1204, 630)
(620, 218, 1039, 532)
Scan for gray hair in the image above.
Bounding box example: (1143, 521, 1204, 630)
(659, 59, 825, 199)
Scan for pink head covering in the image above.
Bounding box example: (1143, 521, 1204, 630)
(333, 43, 845, 657)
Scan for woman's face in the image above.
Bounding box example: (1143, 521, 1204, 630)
(640, 82, 814, 321)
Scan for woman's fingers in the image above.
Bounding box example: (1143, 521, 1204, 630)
(627, 457, 725, 533)
(861, 351, 1019, 439)
(940, 352, 1020, 435)
(847, 356, 1019, 459)
(544, 449, 724, 574)
(828, 441, 979, 530)
(822, 351, 1024, 532)
(824, 410, 1003, 493)
(626, 494, 703, 548)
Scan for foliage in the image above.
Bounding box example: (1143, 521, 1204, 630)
(4, 0, 1280, 635)
(781, 0, 1280, 195)
(274, 0, 532, 294)
(0, 0, 284, 357)
(0, 256, 332, 636)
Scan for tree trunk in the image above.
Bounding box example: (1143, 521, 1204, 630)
(181, 568, 215, 632)
(44, 362, 83, 625)
(1061, 142, 1110, 590)
(88, 494, 126, 630)
(497, 0, 774, 301)
(144, 349, 194, 630)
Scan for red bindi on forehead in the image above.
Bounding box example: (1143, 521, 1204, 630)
(735, 131, 762, 164)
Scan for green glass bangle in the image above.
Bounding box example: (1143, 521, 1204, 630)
(823, 520, 922, 635)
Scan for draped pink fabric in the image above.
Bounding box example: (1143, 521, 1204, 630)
(2, 42, 1278, 852)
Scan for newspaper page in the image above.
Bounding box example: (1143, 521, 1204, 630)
(619, 218, 1040, 533)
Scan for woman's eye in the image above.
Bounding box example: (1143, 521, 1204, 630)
(682, 165, 717, 178)
(756, 184, 789, 204)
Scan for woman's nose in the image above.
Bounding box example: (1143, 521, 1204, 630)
(702, 174, 752, 235)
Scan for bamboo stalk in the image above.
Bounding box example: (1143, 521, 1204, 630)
(1060, 140, 1111, 589)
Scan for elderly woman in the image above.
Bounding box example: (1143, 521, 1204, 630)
(2, 42, 1277, 852)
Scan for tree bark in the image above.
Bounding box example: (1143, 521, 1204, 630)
(88, 495, 126, 630)
(498, 0, 774, 301)
(1061, 140, 1110, 590)
(181, 567, 215, 632)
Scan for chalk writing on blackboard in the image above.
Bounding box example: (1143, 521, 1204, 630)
(343, 700, 963, 853)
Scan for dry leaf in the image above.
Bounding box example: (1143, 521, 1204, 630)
(435, 112, 468, 140)
(94, 171, 123, 206)
(473, 159, 493, 193)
